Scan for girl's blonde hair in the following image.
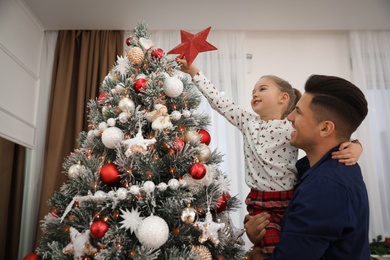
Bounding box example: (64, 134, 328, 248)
(261, 75, 302, 119)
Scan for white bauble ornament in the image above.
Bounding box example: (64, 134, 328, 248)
(94, 190, 106, 198)
(98, 122, 108, 131)
(93, 129, 101, 137)
(129, 185, 140, 195)
(136, 215, 169, 249)
(182, 109, 191, 118)
(112, 84, 125, 94)
(168, 179, 180, 190)
(116, 187, 128, 200)
(101, 127, 123, 149)
(107, 118, 116, 127)
(118, 112, 129, 123)
(108, 190, 116, 198)
(143, 181, 155, 193)
(157, 182, 167, 191)
(164, 77, 183, 98)
(118, 97, 135, 113)
(87, 129, 95, 139)
(68, 163, 82, 179)
(170, 110, 181, 121)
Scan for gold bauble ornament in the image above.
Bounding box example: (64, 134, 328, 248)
(127, 46, 144, 65)
(184, 130, 201, 144)
(180, 206, 197, 223)
(195, 143, 212, 163)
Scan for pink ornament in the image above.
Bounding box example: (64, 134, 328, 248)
(197, 129, 211, 145)
(189, 162, 206, 180)
(134, 78, 147, 93)
(151, 48, 164, 60)
(90, 220, 109, 239)
(100, 163, 121, 185)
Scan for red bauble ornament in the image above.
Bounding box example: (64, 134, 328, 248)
(197, 129, 211, 145)
(151, 48, 164, 60)
(189, 162, 206, 180)
(171, 137, 184, 152)
(125, 37, 132, 46)
(215, 193, 231, 213)
(100, 163, 121, 185)
(90, 220, 109, 239)
(23, 252, 39, 260)
(134, 78, 147, 93)
(98, 92, 109, 104)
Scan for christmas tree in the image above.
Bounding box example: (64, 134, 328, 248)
(34, 22, 245, 260)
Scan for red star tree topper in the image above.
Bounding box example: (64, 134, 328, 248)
(168, 27, 217, 65)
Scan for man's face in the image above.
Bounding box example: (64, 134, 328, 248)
(287, 93, 320, 151)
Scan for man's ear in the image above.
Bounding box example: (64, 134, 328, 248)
(319, 121, 335, 137)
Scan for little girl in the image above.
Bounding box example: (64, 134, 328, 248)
(177, 58, 362, 256)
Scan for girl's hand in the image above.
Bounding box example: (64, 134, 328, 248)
(332, 140, 362, 165)
(176, 57, 199, 77)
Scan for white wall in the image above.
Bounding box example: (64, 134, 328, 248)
(0, 0, 46, 258)
(244, 31, 350, 110)
(0, 0, 44, 148)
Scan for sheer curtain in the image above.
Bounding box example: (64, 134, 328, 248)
(349, 31, 390, 240)
(125, 30, 249, 231)
(18, 31, 58, 258)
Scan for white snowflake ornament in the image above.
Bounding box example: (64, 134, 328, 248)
(120, 208, 143, 234)
(114, 55, 130, 79)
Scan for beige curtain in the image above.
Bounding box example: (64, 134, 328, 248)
(0, 137, 26, 260)
(35, 30, 124, 243)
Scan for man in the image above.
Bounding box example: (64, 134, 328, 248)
(244, 74, 370, 259)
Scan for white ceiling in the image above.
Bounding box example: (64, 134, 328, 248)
(21, 0, 390, 31)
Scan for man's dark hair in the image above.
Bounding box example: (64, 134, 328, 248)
(304, 74, 368, 139)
